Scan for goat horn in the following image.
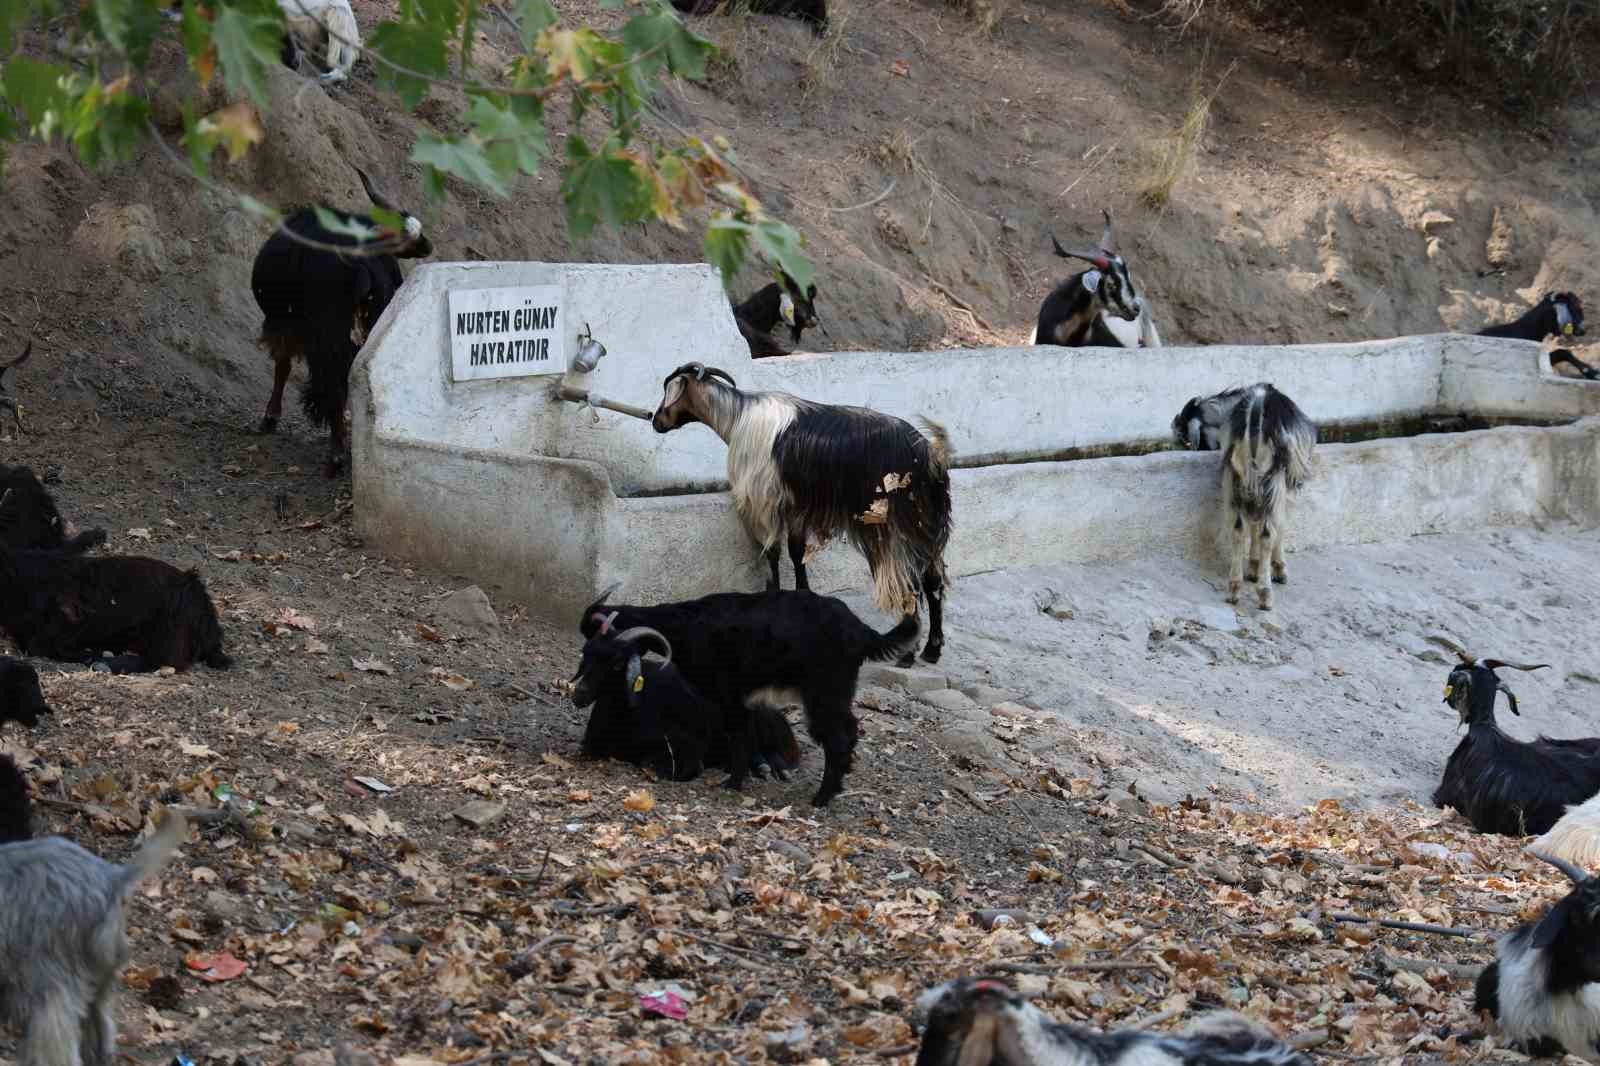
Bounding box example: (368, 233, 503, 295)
(1528, 848, 1591, 885)
(354, 167, 397, 212)
(1048, 232, 1102, 264)
(702, 366, 738, 389)
(594, 581, 621, 604)
(2, 340, 32, 372)
(590, 610, 619, 636)
(1482, 660, 1551, 672)
(614, 626, 672, 665)
(0, 488, 12, 509)
(1099, 208, 1114, 253)
(1426, 635, 1476, 665)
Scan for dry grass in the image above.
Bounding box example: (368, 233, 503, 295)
(799, 5, 854, 102)
(1136, 57, 1237, 210)
(946, 0, 1011, 35)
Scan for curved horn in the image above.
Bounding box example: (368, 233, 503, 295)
(3, 341, 32, 372)
(593, 581, 621, 604)
(614, 626, 672, 665)
(1482, 660, 1551, 672)
(702, 366, 738, 389)
(354, 166, 397, 212)
(1099, 208, 1114, 253)
(1528, 848, 1591, 885)
(1426, 635, 1476, 665)
(1048, 232, 1107, 266)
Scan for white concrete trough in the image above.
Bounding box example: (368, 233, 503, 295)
(349, 262, 1600, 621)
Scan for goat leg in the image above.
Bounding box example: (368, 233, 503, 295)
(1271, 528, 1288, 585)
(721, 706, 754, 792)
(1226, 513, 1248, 605)
(786, 529, 810, 591)
(260, 350, 292, 434)
(765, 544, 782, 591)
(1255, 522, 1274, 610)
(921, 564, 945, 664)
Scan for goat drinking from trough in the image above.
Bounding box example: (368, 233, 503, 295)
(651, 362, 952, 664)
(914, 976, 1310, 1066)
(1430, 640, 1600, 838)
(0, 340, 31, 435)
(1031, 210, 1162, 349)
(1475, 850, 1600, 1059)
(732, 271, 823, 358)
(1172, 385, 1247, 452)
(0, 807, 188, 1066)
(250, 166, 432, 476)
(1216, 383, 1315, 610)
(578, 587, 920, 807)
(570, 621, 803, 782)
(0, 658, 52, 731)
(1478, 291, 1594, 379)
(278, 0, 361, 83)
(0, 467, 107, 555)
(0, 549, 232, 674)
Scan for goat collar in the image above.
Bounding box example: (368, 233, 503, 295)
(1557, 301, 1575, 335)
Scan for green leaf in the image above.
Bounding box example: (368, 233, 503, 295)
(94, 0, 163, 66)
(621, 9, 711, 81)
(752, 220, 812, 293)
(562, 135, 652, 240)
(513, 0, 556, 52)
(70, 81, 148, 167)
(313, 205, 383, 241)
(3, 58, 72, 138)
(414, 0, 461, 29)
(704, 216, 753, 286)
(413, 134, 509, 197)
(0, 0, 51, 55)
(370, 20, 450, 109)
(463, 94, 548, 174)
(211, 3, 281, 107)
(180, 0, 217, 85)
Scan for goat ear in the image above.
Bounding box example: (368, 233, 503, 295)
(1532, 894, 1580, 949)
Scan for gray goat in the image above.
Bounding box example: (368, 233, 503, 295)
(1218, 383, 1315, 610)
(0, 805, 188, 1066)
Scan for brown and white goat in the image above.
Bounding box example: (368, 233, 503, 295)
(651, 362, 952, 664)
(1217, 383, 1315, 610)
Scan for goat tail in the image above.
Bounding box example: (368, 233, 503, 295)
(1529, 792, 1600, 867)
(321, 0, 359, 77)
(865, 611, 921, 664)
(918, 417, 952, 478)
(300, 343, 357, 429)
(119, 809, 188, 892)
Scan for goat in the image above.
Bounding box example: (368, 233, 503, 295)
(0, 754, 29, 844)
(1429, 640, 1600, 838)
(1030, 211, 1162, 350)
(732, 272, 822, 357)
(1172, 385, 1246, 452)
(1477, 291, 1594, 378)
(277, 0, 360, 83)
(1216, 383, 1314, 610)
(1531, 792, 1600, 868)
(670, 0, 828, 33)
(0, 340, 31, 435)
(570, 621, 803, 782)
(0, 550, 232, 674)
(1, 658, 51, 730)
(250, 166, 432, 477)
(0, 466, 107, 555)
(914, 977, 1310, 1066)
(578, 587, 920, 807)
(1475, 850, 1600, 1059)
(0, 807, 188, 1066)
(652, 362, 952, 664)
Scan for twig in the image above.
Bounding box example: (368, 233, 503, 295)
(1290, 1030, 1331, 1051)
(922, 275, 995, 333)
(660, 927, 779, 968)
(1374, 948, 1482, 982)
(790, 178, 898, 214)
(1057, 139, 1123, 200)
(1129, 1004, 1185, 1031)
(531, 845, 552, 889)
(1329, 913, 1485, 939)
(875, 1044, 917, 1058)
(989, 960, 1157, 975)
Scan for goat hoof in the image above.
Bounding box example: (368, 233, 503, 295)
(920, 645, 943, 664)
(1245, 567, 1259, 583)
(810, 789, 838, 807)
(1258, 595, 1273, 611)
(1272, 570, 1287, 585)
(257, 416, 279, 434)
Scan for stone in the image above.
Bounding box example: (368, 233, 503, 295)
(920, 688, 976, 713)
(450, 799, 508, 829)
(1395, 632, 1449, 663)
(434, 585, 500, 633)
(933, 726, 1007, 771)
(860, 662, 948, 694)
(202, 889, 257, 929)
(990, 701, 1031, 718)
(71, 202, 168, 281)
(958, 682, 1019, 706)
(1187, 605, 1241, 633)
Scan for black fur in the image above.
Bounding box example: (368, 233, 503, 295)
(1432, 661, 1600, 837)
(577, 589, 919, 807)
(1172, 386, 1247, 451)
(571, 633, 802, 782)
(1549, 348, 1600, 380)
(0, 754, 31, 845)
(1478, 292, 1591, 379)
(0, 550, 232, 674)
(1032, 234, 1146, 349)
(0, 466, 106, 555)
(670, 0, 827, 33)
(732, 273, 820, 351)
(0, 657, 51, 729)
(1226, 383, 1313, 520)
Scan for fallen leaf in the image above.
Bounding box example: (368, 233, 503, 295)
(429, 666, 475, 691)
(305, 637, 331, 655)
(890, 58, 910, 76)
(184, 952, 248, 982)
(416, 622, 443, 642)
(180, 742, 218, 758)
(624, 789, 656, 813)
(212, 549, 244, 562)
(127, 527, 152, 541)
(277, 608, 317, 632)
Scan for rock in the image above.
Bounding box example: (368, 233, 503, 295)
(990, 701, 1031, 718)
(766, 839, 811, 866)
(1417, 209, 1454, 234)
(1187, 605, 1241, 633)
(860, 662, 948, 694)
(71, 203, 168, 281)
(933, 725, 1008, 771)
(958, 681, 1019, 706)
(1033, 586, 1075, 619)
(1486, 205, 1515, 269)
(434, 585, 499, 633)
(1394, 632, 1448, 664)
(972, 908, 1032, 930)
(450, 799, 508, 829)
(1112, 792, 1149, 817)
(920, 688, 976, 713)
(202, 889, 257, 929)
(1148, 616, 1174, 641)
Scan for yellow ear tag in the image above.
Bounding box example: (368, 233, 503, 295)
(632, 675, 644, 693)
(1565, 323, 1575, 335)
(1444, 684, 1453, 699)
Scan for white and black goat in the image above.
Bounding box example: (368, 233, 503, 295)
(570, 619, 803, 783)
(1172, 385, 1246, 452)
(1430, 641, 1600, 838)
(1030, 210, 1162, 350)
(1533, 791, 1600, 869)
(1475, 850, 1600, 1059)
(250, 166, 431, 476)
(651, 362, 952, 664)
(578, 587, 920, 807)
(732, 271, 823, 358)
(0, 340, 31, 434)
(914, 977, 1310, 1066)
(1215, 383, 1314, 610)
(0, 802, 188, 1066)
(1478, 291, 1594, 379)
(277, 0, 360, 83)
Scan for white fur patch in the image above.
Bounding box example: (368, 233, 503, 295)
(1532, 794, 1600, 866)
(779, 291, 796, 327)
(724, 395, 800, 551)
(403, 216, 422, 239)
(1495, 938, 1600, 1058)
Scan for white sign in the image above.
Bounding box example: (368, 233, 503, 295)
(448, 285, 565, 381)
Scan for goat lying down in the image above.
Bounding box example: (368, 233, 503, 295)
(0, 465, 106, 554)
(1533, 791, 1600, 868)
(277, 0, 360, 83)
(1217, 384, 1315, 610)
(1478, 291, 1594, 378)
(733, 272, 823, 358)
(1030, 211, 1161, 350)
(914, 977, 1310, 1066)
(0, 803, 188, 1066)
(1476, 850, 1600, 1060)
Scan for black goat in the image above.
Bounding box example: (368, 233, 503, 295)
(0, 754, 30, 844)
(1476, 850, 1600, 1058)
(0, 340, 31, 434)
(0, 550, 231, 674)
(914, 977, 1310, 1066)
(653, 362, 952, 664)
(0, 658, 51, 729)
(1031, 211, 1162, 350)
(578, 588, 920, 807)
(1429, 640, 1600, 837)
(670, 0, 827, 33)
(0, 466, 106, 554)
(250, 167, 431, 476)
(571, 622, 803, 782)
(732, 272, 822, 357)
(1478, 291, 1593, 378)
